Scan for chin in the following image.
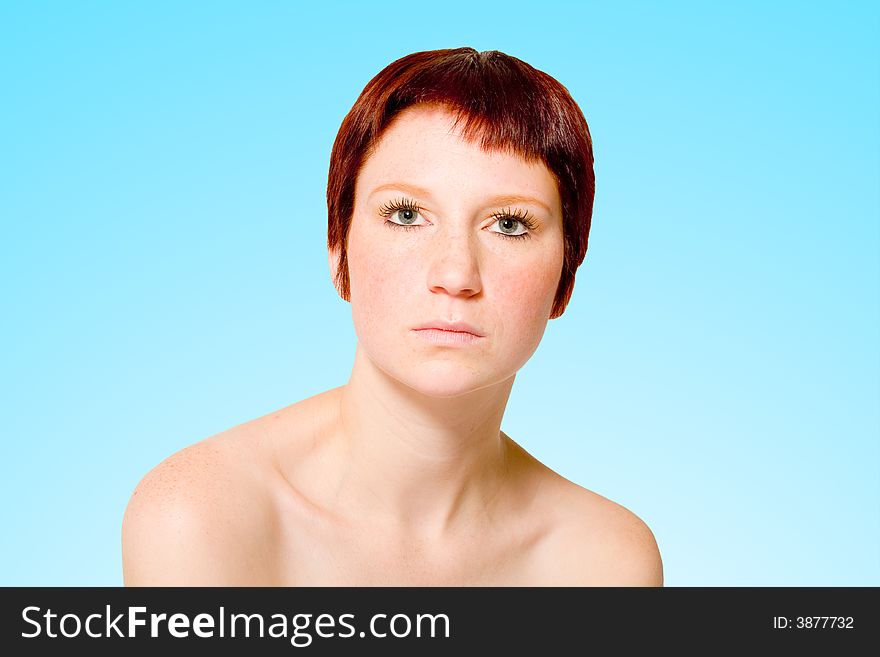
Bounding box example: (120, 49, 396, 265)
(390, 361, 504, 399)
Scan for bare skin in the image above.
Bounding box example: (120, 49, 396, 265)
(122, 386, 663, 586)
(122, 106, 663, 586)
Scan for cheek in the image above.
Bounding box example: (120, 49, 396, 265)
(495, 248, 562, 317)
(485, 249, 563, 352)
(492, 268, 559, 330)
(347, 232, 412, 338)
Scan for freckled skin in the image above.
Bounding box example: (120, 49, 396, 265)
(336, 104, 565, 397)
(124, 104, 664, 587)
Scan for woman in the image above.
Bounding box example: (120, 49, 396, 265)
(122, 47, 663, 586)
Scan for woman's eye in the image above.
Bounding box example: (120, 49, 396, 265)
(380, 198, 534, 241)
(388, 207, 425, 226)
(490, 216, 529, 237)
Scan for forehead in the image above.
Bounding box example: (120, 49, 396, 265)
(357, 105, 560, 206)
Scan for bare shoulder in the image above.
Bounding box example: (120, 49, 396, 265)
(531, 474, 664, 587)
(122, 388, 341, 586)
(121, 432, 277, 586)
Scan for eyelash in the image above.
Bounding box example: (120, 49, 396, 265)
(377, 197, 537, 241)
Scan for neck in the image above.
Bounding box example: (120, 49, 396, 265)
(327, 343, 514, 539)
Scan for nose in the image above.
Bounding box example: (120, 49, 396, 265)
(425, 228, 482, 298)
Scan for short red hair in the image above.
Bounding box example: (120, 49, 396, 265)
(327, 47, 594, 319)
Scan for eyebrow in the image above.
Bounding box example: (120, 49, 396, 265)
(368, 182, 553, 214)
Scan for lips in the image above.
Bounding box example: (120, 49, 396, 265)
(413, 320, 485, 337)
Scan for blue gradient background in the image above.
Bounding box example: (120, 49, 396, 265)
(1, 1, 877, 586)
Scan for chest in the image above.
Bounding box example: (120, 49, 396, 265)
(267, 512, 544, 586)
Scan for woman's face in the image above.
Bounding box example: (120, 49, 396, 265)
(334, 104, 564, 397)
